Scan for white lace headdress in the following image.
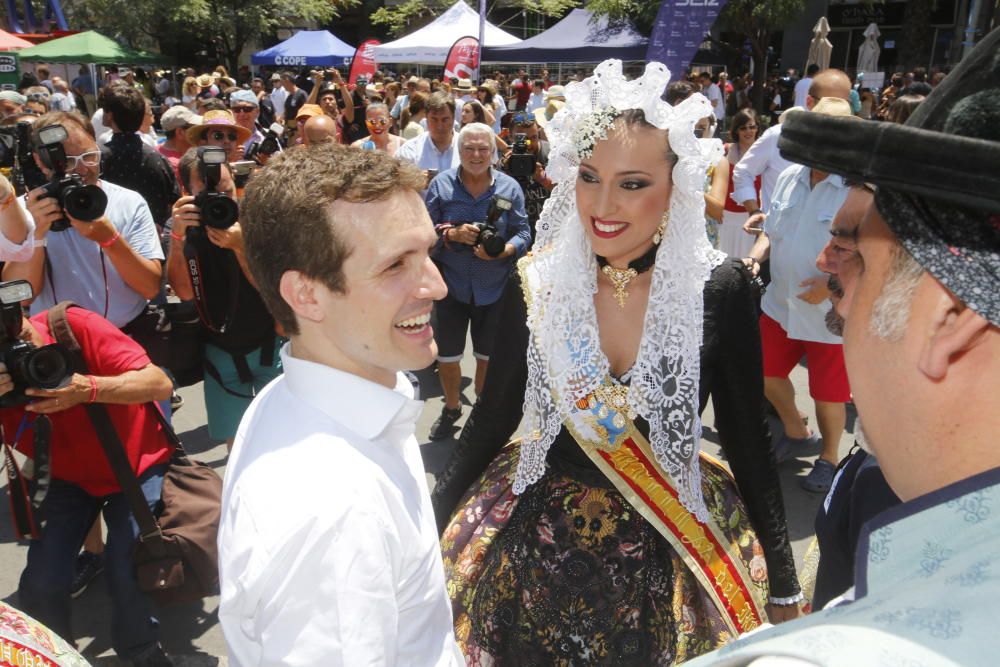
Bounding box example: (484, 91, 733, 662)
(514, 60, 726, 520)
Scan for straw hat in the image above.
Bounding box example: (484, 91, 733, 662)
(195, 74, 214, 88)
(455, 78, 475, 93)
(533, 99, 565, 129)
(186, 109, 252, 144)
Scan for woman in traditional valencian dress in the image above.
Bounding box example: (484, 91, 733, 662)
(431, 61, 803, 665)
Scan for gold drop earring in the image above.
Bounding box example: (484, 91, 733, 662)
(653, 210, 669, 245)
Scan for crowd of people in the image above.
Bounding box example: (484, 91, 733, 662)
(0, 29, 995, 667)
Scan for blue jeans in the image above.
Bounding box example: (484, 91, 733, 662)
(17, 464, 167, 659)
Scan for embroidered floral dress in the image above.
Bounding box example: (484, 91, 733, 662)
(432, 259, 799, 665)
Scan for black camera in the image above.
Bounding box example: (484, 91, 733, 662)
(34, 124, 108, 232)
(244, 122, 284, 162)
(471, 196, 513, 258)
(193, 146, 239, 230)
(0, 280, 72, 408)
(506, 133, 536, 180)
(0, 121, 46, 193)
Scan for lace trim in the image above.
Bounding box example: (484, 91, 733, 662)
(769, 592, 806, 606)
(513, 60, 726, 522)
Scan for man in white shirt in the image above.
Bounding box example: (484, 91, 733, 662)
(744, 97, 856, 496)
(396, 91, 461, 177)
(794, 64, 819, 109)
(221, 142, 463, 666)
(268, 73, 288, 124)
(733, 68, 852, 218)
(525, 80, 546, 114)
(698, 71, 725, 129)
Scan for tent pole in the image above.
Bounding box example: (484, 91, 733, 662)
(558, 63, 562, 83)
(89, 63, 97, 109)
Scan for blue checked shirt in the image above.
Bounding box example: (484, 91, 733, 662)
(426, 167, 531, 306)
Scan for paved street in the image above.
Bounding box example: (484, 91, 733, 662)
(0, 354, 855, 665)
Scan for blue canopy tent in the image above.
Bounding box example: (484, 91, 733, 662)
(251, 30, 356, 68)
(482, 9, 646, 63)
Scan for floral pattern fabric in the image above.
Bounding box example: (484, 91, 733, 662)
(441, 441, 767, 666)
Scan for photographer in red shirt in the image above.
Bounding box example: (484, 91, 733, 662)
(2, 292, 174, 666)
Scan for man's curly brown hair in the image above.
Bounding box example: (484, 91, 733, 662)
(241, 143, 427, 335)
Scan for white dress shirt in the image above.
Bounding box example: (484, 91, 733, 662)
(395, 131, 461, 172)
(704, 82, 725, 120)
(794, 77, 812, 108)
(270, 87, 288, 119)
(761, 164, 849, 344)
(731, 123, 793, 213)
(219, 344, 464, 667)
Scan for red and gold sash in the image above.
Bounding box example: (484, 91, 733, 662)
(564, 388, 767, 636)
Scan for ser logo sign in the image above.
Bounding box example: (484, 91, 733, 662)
(0, 56, 15, 74)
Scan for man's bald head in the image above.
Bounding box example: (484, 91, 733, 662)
(302, 114, 338, 145)
(808, 70, 852, 108)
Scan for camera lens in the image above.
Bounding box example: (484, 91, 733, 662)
(23, 345, 70, 389)
(62, 183, 108, 221)
(200, 193, 239, 229)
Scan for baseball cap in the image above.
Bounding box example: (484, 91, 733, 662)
(160, 105, 203, 131)
(229, 89, 259, 107)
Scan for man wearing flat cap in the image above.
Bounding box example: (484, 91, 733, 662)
(228, 89, 264, 156)
(685, 28, 1000, 666)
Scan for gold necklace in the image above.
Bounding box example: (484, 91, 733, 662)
(601, 264, 639, 308)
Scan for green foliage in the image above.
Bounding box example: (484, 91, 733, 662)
(371, 0, 578, 38)
(62, 0, 358, 69)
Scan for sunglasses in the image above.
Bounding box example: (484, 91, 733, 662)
(230, 106, 256, 114)
(27, 92, 50, 101)
(366, 118, 389, 126)
(512, 114, 535, 126)
(209, 130, 238, 142)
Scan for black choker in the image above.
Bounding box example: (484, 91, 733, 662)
(595, 243, 659, 308)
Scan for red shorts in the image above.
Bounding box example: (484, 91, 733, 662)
(759, 313, 851, 402)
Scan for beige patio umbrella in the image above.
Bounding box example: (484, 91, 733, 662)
(805, 17, 833, 71)
(857, 22, 881, 74)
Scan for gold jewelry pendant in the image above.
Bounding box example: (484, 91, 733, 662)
(602, 264, 639, 308)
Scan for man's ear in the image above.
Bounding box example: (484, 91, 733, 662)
(918, 290, 992, 381)
(278, 270, 326, 326)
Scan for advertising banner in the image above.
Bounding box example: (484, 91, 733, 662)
(646, 0, 730, 80)
(444, 36, 479, 81)
(348, 39, 380, 83)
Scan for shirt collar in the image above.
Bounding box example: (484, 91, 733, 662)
(424, 131, 456, 155)
(797, 165, 846, 189)
(458, 166, 495, 191)
(280, 343, 423, 441)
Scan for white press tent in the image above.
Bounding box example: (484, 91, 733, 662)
(372, 0, 521, 65)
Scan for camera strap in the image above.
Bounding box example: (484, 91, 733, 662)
(43, 248, 111, 319)
(2, 414, 50, 540)
(183, 234, 241, 334)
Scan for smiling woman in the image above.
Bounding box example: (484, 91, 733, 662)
(431, 60, 803, 665)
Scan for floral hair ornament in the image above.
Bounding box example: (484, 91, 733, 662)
(572, 107, 619, 160)
(513, 60, 726, 522)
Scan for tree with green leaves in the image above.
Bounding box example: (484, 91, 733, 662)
(63, 0, 358, 73)
(371, 0, 578, 38)
(587, 0, 806, 113)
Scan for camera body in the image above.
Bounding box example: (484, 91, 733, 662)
(506, 133, 535, 180)
(34, 124, 108, 232)
(0, 280, 72, 408)
(244, 122, 284, 162)
(192, 146, 239, 230)
(471, 196, 513, 258)
(0, 121, 46, 193)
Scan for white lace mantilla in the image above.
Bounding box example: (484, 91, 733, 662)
(513, 60, 726, 521)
